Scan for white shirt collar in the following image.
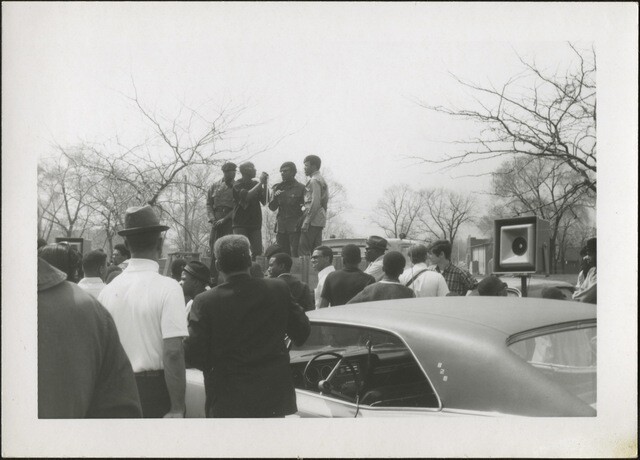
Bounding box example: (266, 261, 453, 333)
(318, 265, 335, 277)
(124, 258, 160, 272)
(79, 277, 105, 284)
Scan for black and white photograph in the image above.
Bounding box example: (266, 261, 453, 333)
(2, 2, 637, 458)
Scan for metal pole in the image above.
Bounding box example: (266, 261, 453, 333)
(520, 274, 528, 297)
(184, 177, 189, 251)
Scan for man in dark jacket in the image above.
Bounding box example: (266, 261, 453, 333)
(268, 162, 306, 257)
(185, 235, 310, 418)
(38, 258, 142, 418)
(319, 244, 375, 307)
(268, 252, 314, 312)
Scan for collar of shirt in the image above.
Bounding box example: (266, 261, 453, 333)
(379, 280, 403, 285)
(124, 258, 160, 273)
(408, 262, 428, 271)
(318, 265, 335, 278)
(79, 277, 105, 285)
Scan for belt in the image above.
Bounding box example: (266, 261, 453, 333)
(135, 370, 164, 378)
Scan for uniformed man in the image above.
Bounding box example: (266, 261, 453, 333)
(206, 162, 237, 284)
(268, 161, 306, 257)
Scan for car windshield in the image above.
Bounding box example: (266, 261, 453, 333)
(508, 326, 596, 407)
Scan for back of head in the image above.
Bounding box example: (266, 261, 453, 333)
(408, 244, 428, 264)
(541, 286, 566, 300)
(171, 258, 188, 280)
(303, 155, 321, 169)
(38, 243, 82, 283)
(315, 245, 334, 264)
(214, 235, 252, 274)
(124, 232, 160, 254)
(341, 244, 362, 266)
(429, 239, 452, 260)
(477, 276, 508, 296)
(272, 252, 293, 272)
(382, 251, 406, 278)
(113, 243, 131, 259)
(82, 250, 108, 277)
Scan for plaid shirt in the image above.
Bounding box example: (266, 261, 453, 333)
(431, 263, 478, 296)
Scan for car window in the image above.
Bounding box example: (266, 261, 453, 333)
(290, 323, 439, 409)
(508, 326, 596, 407)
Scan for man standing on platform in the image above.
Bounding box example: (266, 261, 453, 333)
(299, 155, 328, 257)
(232, 162, 268, 259)
(206, 162, 237, 284)
(99, 205, 188, 418)
(268, 162, 305, 257)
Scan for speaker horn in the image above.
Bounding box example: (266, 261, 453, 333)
(493, 217, 550, 274)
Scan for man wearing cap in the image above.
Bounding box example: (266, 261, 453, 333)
(268, 161, 306, 257)
(232, 162, 268, 259)
(363, 235, 388, 281)
(573, 237, 596, 303)
(207, 162, 237, 283)
(299, 155, 329, 257)
(99, 205, 188, 418)
(477, 275, 508, 296)
(181, 261, 211, 318)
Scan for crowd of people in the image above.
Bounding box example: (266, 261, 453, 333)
(36, 157, 597, 419)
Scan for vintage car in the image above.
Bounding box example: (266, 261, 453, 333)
(185, 297, 596, 417)
(469, 275, 577, 298)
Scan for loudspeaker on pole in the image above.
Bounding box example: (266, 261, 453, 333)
(492, 216, 550, 274)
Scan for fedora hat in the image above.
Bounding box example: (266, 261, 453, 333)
(365, 235, 388, 251)
(118, 205, 169, 236)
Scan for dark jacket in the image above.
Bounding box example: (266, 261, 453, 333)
(278, 273, 314, 312)
(185, 274, 310, 417)
(268, 179, 305, 233)
(38, 258, 142, 418)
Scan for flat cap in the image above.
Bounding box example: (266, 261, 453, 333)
(365, 235, 388, 251)
(183, 261, 211, 284)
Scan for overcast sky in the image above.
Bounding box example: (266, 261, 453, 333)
(4, 3, 615, 237)
(2, 3, 638, 457)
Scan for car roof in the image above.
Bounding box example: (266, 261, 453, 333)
(306, 296, 595, 339)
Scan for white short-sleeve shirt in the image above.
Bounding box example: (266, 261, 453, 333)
(399, 262, 450, 297)
(98, 258, 188, 372)
(314, 265, 335, 308)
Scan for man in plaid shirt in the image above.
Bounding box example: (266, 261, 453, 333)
(428, 240, 478, 296)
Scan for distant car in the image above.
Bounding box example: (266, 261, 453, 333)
(185, 297, 596, 417)
(321, 237, 425, 264)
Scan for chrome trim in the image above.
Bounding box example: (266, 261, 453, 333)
(298, 319, 443, 411)
(506, 319, 597, 346)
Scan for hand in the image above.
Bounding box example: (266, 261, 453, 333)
(213, 218, 226, 228)
(274, 190, 283, 197)
(163, 410, 185, 418)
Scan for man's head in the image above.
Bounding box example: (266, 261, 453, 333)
(214, 235, 252, 275)
(171, 258, 188, 282)
(341, 244, 362, 267)
(221, 162, 237, 183)
(311, 246, 333, 272)
(364, 236, 388, 262)
(38, 243, 82, 283)
(428, 240, 452, 265)
(268, 253, 293, 278)
(581, 237, 597, 272)
(181, 261, 211, 298)
(303, 155, 322, 177)
(264, 243, 284, 260)
(382, 251, 406, 280)
(239, 162, 256, 179)
(118, 205, 169, 260)
(112, 244, 131, 266)
(82, 250, 108, 279)
(541, 286, 566, 300)
(279, 161, 297, 182)
(477, 276, 508, 296)
(408, 244, 428, 265)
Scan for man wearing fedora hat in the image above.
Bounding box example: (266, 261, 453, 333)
(99, 205, 189, 418)
(363, 235, 388, 281)
(181, 261, 211, 318)
(573, 237, 596, 303)
(207, 162, 237, 284)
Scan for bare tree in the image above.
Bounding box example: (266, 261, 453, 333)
(417, 188, 476, 243)
(416, 43, 596, 199)
(371, 185, 426, 239)
(491, 156, 594, 272)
